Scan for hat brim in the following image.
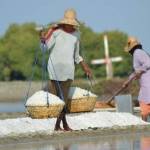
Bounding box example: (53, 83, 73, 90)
(58, 18, 80, 26)
(124, 42, 141, 52)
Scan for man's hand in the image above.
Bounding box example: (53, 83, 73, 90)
(83, 65, 92, 78)
(80, 61, 92, 78)
(122, 72, 138, 88)
(40, 31, 46, 43)
(122, 80, 130, 88)
(135, 70, 143, 79)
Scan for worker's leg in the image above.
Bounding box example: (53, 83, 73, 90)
(140, 101, 150, 122)
(141, 115, 148, 122)
(60, 79, 72, 110)
(49, 80, 64, 131)
(60, 80, 72, 131)
(50, 80, 72, 131)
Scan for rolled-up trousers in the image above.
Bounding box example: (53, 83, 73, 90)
(48, 79, 72, 112)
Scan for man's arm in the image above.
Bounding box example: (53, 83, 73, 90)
(80, 61, 92, 78)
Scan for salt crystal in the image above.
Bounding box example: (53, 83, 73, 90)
(26, 90, 65, 106)
(68, 87, 97, 99)
(0, 112, 149, 138)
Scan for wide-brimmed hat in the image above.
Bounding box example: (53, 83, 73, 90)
(58, 9, 80, 26)
(124, 36, 141, 52)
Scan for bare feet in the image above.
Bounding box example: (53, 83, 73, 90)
(54, 127, 65, 131)
(63, 126, 73, 131)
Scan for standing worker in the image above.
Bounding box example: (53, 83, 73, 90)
(123, 37, 150, 121)
(41, 8, 92, 131)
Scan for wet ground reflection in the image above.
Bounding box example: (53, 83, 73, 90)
(0, 102, 25, 112)
(0, 132, 150, 150)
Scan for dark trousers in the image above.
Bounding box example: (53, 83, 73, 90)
(49, 79, 72, 107)
(48, 79, 72, 129)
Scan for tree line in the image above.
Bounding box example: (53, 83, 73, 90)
(0, 23, 132, 81)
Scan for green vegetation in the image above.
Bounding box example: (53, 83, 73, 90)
(0, 23, 132, 81)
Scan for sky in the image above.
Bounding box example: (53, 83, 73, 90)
(0, 0, 150, 52)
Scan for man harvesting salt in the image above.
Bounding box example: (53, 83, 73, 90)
(41, 8, 92, 131)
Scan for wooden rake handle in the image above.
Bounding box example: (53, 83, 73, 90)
(106, 78, 134, 105)
(106, 86, 126, 105)
(105, 74, 137, 106)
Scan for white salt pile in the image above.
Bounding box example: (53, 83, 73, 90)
(26, 90, 65, 106)
(68, 87, 97, 99)
(0, 112, 149, 139)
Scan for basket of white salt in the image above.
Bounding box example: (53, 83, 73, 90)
(25, 91, 65, 119)
(67, 87, 97, 113)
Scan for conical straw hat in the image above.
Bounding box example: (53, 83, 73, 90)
(125, 36, 141, 52)
(58, 9, 80, 26)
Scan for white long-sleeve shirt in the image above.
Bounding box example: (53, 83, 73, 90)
(46, 29, 83, 81)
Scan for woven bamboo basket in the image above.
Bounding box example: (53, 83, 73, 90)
(26, 104, 64, 119)
(67, 97, 97, 113)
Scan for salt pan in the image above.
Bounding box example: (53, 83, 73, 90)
(68, 87, 97, 99)
(0, 112, 149, 139)
(26, 90, 65, 106)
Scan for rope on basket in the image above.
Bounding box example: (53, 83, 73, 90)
(24, 42, 49, 107)
(23, 47, 39, 106)
(80, 41, 97, 94)
(40, 42, 49, 106)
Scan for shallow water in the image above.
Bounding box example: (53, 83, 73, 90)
(0, 102, 25, 112)
(0, 132, 150, 150)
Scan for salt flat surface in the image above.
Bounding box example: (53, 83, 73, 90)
(0, 112, 149, 138)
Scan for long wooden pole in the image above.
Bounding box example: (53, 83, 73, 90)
(104, 35, 113, 79)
